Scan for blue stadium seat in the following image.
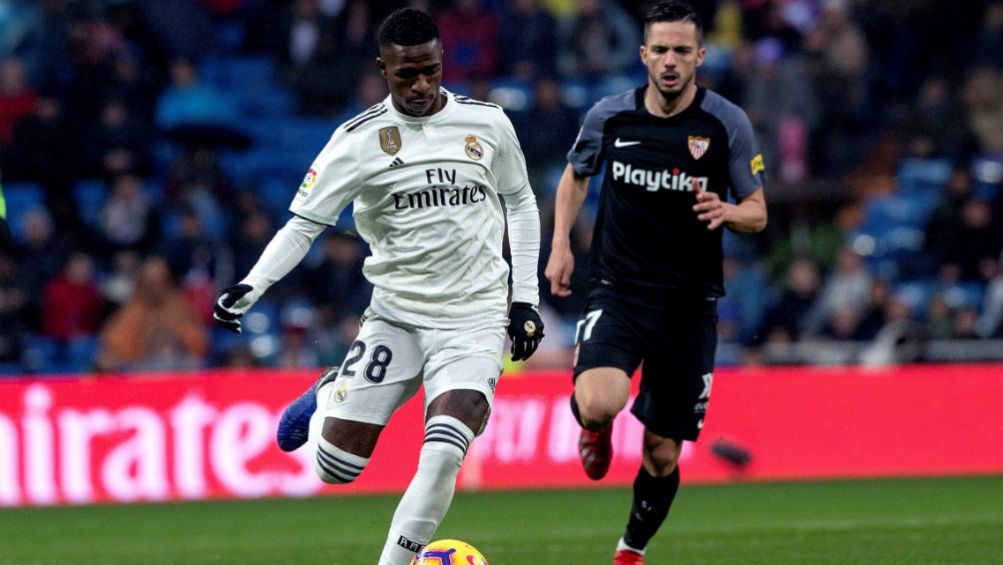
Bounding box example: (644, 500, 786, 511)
(941, 282, 985, 310)
(896, 158, 950, 195)
(893, 279, 937, 316)
(73, 180, 108, 227)
(0, 363, 24, 377)
(489, 77, 533, 114)
(4, 181, 46, 240)
(21, 334, 60, 374)
(65, 336, 99, 372)
(200, 55, 276, 91)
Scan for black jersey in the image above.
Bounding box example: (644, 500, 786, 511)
(568, 86, 765, 301)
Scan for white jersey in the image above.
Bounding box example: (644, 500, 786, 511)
(290, 90, 533, 328)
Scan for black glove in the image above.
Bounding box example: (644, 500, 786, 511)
(213, 284, 255, 334)
(507, 302, 544, 361)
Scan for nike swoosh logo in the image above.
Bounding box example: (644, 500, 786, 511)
(614, 138, 641, 148)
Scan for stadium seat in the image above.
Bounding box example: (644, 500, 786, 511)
(488, 77, 533, 114)
(21, 334, 60, 374)
(896, 158, 950, 195)
(3, 181, 45, 242)
(72, 180, 108, 227)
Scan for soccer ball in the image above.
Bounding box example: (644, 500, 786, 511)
(411, 539, 489, 565)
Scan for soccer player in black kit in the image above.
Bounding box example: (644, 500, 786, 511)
(544, 3, 767, 564)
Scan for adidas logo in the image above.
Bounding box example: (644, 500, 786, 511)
(388, 157, 404, 168)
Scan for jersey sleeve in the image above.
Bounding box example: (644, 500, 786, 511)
(566, 104, 606, 177)
(289, 127, 364, 224)
(726, 109, 766, 200)
(491, 112, 532, 196)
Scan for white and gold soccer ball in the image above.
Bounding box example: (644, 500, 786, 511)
(410, 539, 489, 565)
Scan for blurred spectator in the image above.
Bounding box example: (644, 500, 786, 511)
(284, 0, 337, 70)
(514, 77, 581, 185)
(0, 57, 37, 147)
(2, 94, 77, 184)
(17, 208, 69, 316)
(898, 75, 971, 161)
(160, 205, 232, 322)
(498, 0, 558, 80)
(231, 208, 276, 281)
(96, 256, 208, 371)
(132, 0, 216, 60)
(756, 257, 821, 343)
(41, 252, 104, 341)
(941, 198, 1003, 282)
(294, 0, 374, 115)
(155, 57, 239, 131)
(304, 231, 371, 319)
(803, 2, 870, 173)
(804, 246, 873, 337)
(924, 294, 953, 340)
(83, 97, 154, 178)
(741, 37, 818, 183)
(102, 250, 142, 309)
(0, 253, 29, 362)
(854, 278, 892, 341)
(333, 72, 388, 124)
(100, 173, 161, 254)
(951, 306, 981, 339)
(558, 0, 640, 81)
(977, 252, 1003, 337)
(276, 304, 320, 369)
(167, 145, 231, 207)
(962, 67, 1003, 155)
(720, 255, 769, 344)
(438, 0, 500, 83)
(967, 0, 1003, 70)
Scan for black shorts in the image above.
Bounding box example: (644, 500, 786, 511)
(572, 288, 718, 442)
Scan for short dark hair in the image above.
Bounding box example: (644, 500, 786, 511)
(377, 8, 440, 49)
(644, 2, 703, 42)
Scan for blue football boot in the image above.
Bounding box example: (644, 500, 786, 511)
(276, 365, 340, 452)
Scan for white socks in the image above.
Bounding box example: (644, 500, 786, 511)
(617, 538, 646, 555)
(315, 437, 368, 484)
(378, 415, 474, 565)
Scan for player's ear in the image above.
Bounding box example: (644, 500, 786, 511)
(695, 46, 706, 68)
(640, 45, 648, 65)
(376, 57, 387, 78)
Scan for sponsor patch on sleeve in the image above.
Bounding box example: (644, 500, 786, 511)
(750, 154, 764, 176)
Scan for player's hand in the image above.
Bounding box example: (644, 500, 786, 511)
(545, 243, 575, 297)
(213, 284, 258, 334)
(507, 302, 545, 361)
(693, 187, 728, 230)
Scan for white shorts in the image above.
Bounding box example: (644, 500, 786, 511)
(317, 314, 506, 426)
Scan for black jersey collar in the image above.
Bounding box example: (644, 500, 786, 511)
(636, 85, 706, 121)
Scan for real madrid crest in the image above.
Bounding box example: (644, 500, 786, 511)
(688, 136, 710, 160)
(379, 126, 402, 155)
(464, 134, 484, 161)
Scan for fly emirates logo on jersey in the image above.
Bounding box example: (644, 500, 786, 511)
(392, 167, 487, 210)
(611, 160, 709, 193)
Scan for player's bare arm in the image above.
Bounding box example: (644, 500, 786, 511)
(693, 186, 766, 233)
(545, 163, 591, 297)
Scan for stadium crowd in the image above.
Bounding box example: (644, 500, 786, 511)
(1, 0, 1002, 374)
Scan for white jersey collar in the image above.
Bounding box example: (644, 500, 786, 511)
(385, 88, 457, 124)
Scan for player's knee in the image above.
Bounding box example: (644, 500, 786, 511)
(314, 438, 369, 485)
(643, 437, 682, 476)
(576, 395, 619, 430)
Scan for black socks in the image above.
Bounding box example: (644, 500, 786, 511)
(623, 465, 680, 550)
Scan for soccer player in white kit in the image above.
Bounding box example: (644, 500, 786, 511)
(212, 8, 544, 565)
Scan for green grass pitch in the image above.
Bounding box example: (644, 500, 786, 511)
(1, 476, 1000, 565)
